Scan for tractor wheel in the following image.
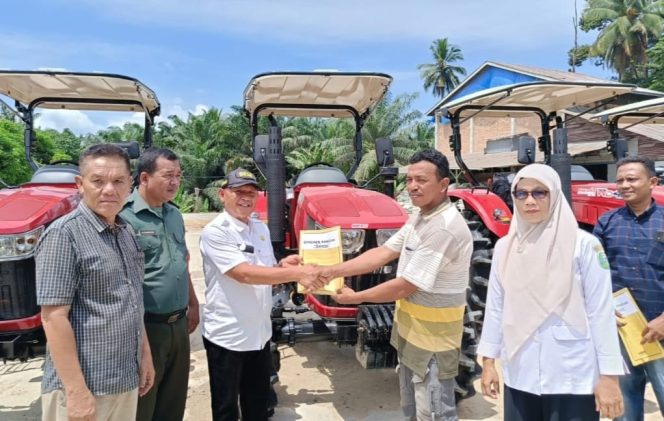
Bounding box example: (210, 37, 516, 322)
(465, 212, 493, 334)
(454, 210, 495, 401)
(454, 307, 482, 400)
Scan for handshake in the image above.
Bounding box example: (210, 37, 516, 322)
(279, 254, 335, 293)
(278, 255, 358, 303)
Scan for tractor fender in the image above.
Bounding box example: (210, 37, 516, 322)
(448, 189, 511, 238)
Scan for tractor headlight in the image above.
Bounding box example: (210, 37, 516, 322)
(376, 229, 399, 246)
(0, 226, 44, 261)
(341, 229, 365, 254)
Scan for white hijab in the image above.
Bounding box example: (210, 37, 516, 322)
(499, 164, 588, 360)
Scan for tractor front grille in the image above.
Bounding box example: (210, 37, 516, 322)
(0, 258, 38, 321)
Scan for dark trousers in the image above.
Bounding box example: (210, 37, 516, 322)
(136, 315, 190, 421)
(504, 386, 599, 421)
(203, 337, 271, 421)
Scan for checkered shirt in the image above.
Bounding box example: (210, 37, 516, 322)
(593, 201, 664, 323)
(35, 202, 145, 395)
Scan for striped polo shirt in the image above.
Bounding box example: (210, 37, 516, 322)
(385, 199, 473, 379)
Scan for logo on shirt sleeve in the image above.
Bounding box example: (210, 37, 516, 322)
(594, 244, 610, 270)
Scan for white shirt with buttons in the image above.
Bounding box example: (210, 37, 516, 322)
(478, 229, 624, 395)
(200, 212, 277, 352)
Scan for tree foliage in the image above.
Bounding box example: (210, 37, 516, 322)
(0, 88, 432, 208)
(417, 38, 467, 98)
(580, 0, 664, 82)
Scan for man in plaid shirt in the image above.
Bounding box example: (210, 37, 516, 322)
(593, 155, 664, 420)
(36, 144, 155, 421)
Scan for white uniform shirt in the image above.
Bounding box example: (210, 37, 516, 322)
(478, 229, 624, 395)
(200, 212, 277, 352)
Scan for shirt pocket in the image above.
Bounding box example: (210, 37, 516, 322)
(550, 325, 594, 382)
(171, 230, 188, 261)
(552, 325, 590, 341)
(136, 234, 161, 268)
(256, 248, 275, 266)
(646, 241, 664, 267)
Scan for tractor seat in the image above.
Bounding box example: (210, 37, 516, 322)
(31, 165, 80, 184)
(294, 166, 348, 186)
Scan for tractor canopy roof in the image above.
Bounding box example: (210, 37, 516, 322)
(243, 71, 392, 121)
(592, 96, 664, 125)
(0, 70, 160, 118)
(443, 81, 636, 118)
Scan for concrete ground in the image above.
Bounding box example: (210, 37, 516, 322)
(0, 213, 660, 420)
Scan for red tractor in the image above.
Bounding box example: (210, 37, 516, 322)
(0, 70, 160, 361)
(242, 71, 482, 398)
(578, 96, 664, 222)
(441, 80, 664, 338)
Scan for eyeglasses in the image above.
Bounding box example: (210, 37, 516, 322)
(513, 189, 549, 200)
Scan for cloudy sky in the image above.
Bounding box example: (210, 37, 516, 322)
(2, 0, 610, 134)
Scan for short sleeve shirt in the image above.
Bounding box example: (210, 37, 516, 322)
(200, 212, 277, 352)
(120, 190, 190, 314)
(384, 199, 473, 379)
(35, 202, 145, 395)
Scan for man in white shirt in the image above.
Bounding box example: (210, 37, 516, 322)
(200, 168, 325, 421)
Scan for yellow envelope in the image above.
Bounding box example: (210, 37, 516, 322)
(297, 226, 345, 295)
(613, 288, 664, 366)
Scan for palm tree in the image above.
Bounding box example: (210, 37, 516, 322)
(162, 107, 246, 191)
(581, 0, 664, 81)
(417, 38, 467, 98)
(324, 92, 424, 187)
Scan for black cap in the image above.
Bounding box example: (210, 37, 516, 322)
(221, 168, 259, 189)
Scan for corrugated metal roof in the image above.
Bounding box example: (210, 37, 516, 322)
(491, 62, 611, 84)
(427, 61, 629, 115)
(427, 61, 660, 116)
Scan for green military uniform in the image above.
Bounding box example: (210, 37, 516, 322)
(121, 189, 190, 421)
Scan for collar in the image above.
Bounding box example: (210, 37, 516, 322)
(418, 198, 452, 221)
(78, 201, 126, 233)
(626, 199, 657, 219)
(126, 189, 164, 218)
(221, 211, 252, 233)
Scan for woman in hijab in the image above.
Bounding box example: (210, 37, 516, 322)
(478, 164, 624, 420)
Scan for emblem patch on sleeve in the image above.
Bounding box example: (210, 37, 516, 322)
(594, 244, 610, 269)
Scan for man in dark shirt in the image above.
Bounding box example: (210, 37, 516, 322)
(593, 155, 664, 420)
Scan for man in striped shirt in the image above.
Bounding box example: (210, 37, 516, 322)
(331, 149, 472, 421)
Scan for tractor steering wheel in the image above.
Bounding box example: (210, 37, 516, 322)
(49, 160, 79, 166)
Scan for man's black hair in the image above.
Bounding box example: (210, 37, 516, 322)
(137, 147, 179, 175)
(616, 155, 657, 178)
(79, 143, 130, 174)
(409, 149, 450, 179)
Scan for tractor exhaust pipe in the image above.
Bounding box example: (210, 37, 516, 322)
(266, 117, 286, 252)
(550, 119, 572, 204)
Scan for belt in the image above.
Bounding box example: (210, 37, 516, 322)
(144, 309, 187, 324)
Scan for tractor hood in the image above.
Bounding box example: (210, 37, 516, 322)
(572, 181, 664, 226)
(295, 186, 407, 230)
(0, 185, 80, 234)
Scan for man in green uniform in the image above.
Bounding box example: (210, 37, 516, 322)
(121, 148, 199, 421)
